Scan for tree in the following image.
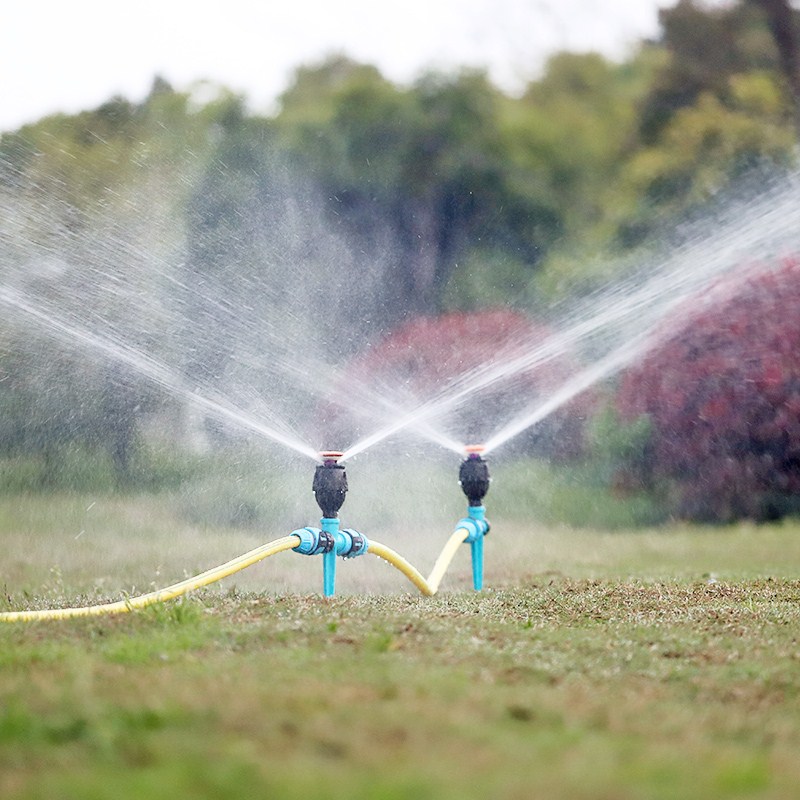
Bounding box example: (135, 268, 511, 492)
(614, 71, 796, 248)
(638, 0, 779, 142)
(275, 57, 561, 318)
(510, 51, 663, 297)
(748, 0, 800, 136)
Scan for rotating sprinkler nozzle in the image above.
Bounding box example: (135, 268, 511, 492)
(459, 445, 490, 507)
(313, 451, 348, 519)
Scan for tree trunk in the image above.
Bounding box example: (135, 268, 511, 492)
(750, 0, 800, 140)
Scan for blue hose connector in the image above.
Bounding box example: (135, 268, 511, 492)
(339, 528, 369, 559)
(291, 526, 334, 555)
(320, 519, 371, 596)
(456, 505, 490, 542)
(293, 519, 369, 597)
(456, 505, 490, 592)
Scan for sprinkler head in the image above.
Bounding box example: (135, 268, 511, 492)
(313, 451, 348, 518)
(459, 445, 490, 506)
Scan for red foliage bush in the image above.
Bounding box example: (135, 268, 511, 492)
(325, 309, 593, 457)
(616, 256, 800, 521)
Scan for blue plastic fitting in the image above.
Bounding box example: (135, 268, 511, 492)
(320, 517, 340, 535)
(455, 505, 490, 592)
(456, 506, 490, 543)
(321, 518, 340, 598)
(339, 528, 369, 559)
(294, 519, 370, 597)
(470, 536, 484, 591)
(291, 526, 334, 556)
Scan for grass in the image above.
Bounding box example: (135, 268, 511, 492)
(2, 491, 800, 799)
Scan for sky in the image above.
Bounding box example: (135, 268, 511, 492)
(1, 0, 719, 133)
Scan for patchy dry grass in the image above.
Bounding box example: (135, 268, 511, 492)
(2, 494, 800, 798)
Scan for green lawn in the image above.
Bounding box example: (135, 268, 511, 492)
(2, 493, 800, 799)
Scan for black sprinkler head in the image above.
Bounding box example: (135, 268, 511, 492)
(313, 451, 348, 518)
(459, 445, 490, 506)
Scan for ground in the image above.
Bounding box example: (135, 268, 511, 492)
(2, 495, 800, 799)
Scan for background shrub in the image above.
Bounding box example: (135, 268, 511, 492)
(616, 256, 800, 522)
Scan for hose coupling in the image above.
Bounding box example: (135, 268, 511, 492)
(338, 528, 369, 559)
(291, 526, 335, 556)
(457, 516, 491, 543)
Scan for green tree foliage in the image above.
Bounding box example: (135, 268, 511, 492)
(509, 50, 664, 296)
(541, 0, 798, 289)
(749, 0, 800, 134)
(638, 0, 782, 142)
(615, 70, 796, 248)
(275, 57, 561, 316)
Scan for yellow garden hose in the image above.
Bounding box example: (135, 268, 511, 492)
(367, 527, 470, 596)
(0, 534, 301, 622)
(2, 524, 476, 622)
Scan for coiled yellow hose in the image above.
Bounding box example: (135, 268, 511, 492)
(0, 535, 301, 622)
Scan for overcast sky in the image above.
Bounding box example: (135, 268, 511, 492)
(2, 0, 723, 133)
